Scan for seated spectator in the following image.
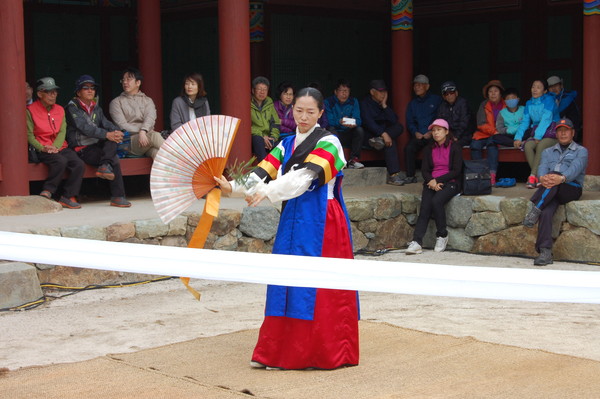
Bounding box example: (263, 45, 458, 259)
(65, 75, 131, 208)
(27, 77, 84, 209)
(26, 81, 33, 106)
(513, 79, 559, 188)
(470, 80, 506, 186)
(273, 81, 296, 141)
(360, 79, 404, 185)
(436, 81, 472, 147)
(522, 118, 587, 266)
(169, 72, 210, 132)
(109, 67, 164, 158)
(250, 76, 281, 162)
(403, 74, 442, 185)
(405, 119, 462, 255)
(547, 75, 582, 141)
(325, 79, 365, 169)
(307, 81, 329, 129)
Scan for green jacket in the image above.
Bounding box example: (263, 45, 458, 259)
(251, 97, 280, 140)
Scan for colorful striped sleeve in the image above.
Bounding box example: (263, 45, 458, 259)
(302, 135, 346, 185)
(254, 144, 284, 182)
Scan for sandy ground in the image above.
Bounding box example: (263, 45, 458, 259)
(2, 250, 599, 371)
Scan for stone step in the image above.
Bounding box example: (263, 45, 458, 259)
(0, 262, 43, 309)
(343, 167, 388, 187)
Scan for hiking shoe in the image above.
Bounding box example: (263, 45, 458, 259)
(96, 164, 115, 181)
(406, 241, 423, 254)
(400, 176, 418, 185)
(59, 196, 81, 209)
(110, 197, 131, 208)
(39, 190, 52, 199)
(526, 175, 538, 189)
(347, 158, 365, 169)
(533, 248, 553, 266)
(387, 173, 404, 186)
(368, 136, 385, 150)
(434, 236, 449, 252)
(523, 206, 542, 228)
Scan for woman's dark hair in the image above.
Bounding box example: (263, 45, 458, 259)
(294, 87, 324, 111)
(503, 87, 520, 98)
(123, 67, 143, 82)
(532, 79, 548, 91)
(181, 72, 207, 97)
(276, 81, 294, 99)
(334, 79, 351, 90)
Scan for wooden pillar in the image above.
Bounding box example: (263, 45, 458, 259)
(137, 0, 164, 130)
(583, 2, 600, 175)
(0, 0, 28, 195)
(219, 0, 251, 163)
(391, 0, 413, 171)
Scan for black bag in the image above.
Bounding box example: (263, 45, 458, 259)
(28, 145, 41, 163)
(463, 159, 491, 195)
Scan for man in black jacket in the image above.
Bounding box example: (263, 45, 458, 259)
(65, 75, 131, 207)
(437, 81, 473, 147)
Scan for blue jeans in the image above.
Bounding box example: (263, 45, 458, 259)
(470, 135, 514, 174)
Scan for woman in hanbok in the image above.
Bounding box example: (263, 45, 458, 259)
(215, 87, 359, 370)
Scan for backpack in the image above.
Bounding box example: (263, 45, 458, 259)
(463, 159, 491, 195)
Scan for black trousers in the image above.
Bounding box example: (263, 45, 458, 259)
(330, 126, 365, 160)
(412, 182, 460, 245)
(38, 147, 85, 197)
(252, 135, 276, 162)
(78, 140, 126, 197)
(404, 137, 432, 178)
(364, 123, 403, 175)
(530, 180, 582, 252)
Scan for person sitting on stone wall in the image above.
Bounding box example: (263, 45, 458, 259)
(109, 67, 164, 158)
(66, 75, 131, 208)
(522, 118, 587, 266)
(27, 77, 85, 209)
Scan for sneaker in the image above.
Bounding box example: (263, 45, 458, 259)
(496, 178, 516, 188)
(110, 197, 131, 208)
(533, 248, 553, 266)
(96, 164, 115, 181)
(405, 241, 422, 255)
(523, 206, 542, 228)
(250, 361, 266, 369)
(491, 173, 497, 187)
(39, 190, 52, 199)
(434, 236, 449, 252)
(347, 158, 365, 169)
(368, 136, 385, 150)
(526, 175, 538, 189)
(400, 176, 418, 185)
(59, 196, 81, 209)
(387, 173, 404, 186)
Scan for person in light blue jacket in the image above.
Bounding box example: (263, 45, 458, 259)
(513, 79, 559, 188)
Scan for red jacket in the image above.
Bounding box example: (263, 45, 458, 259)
(473, 99, 506, 140)
(27, 100, 67, 151)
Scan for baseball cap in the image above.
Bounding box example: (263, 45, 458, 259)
(428, 118, 449, 130)
(555, 118, 574, 129)
(413, 74, 429, 84)
(36, 77, 60, 91)
(75, 75, 98, 92)
(441, 81, 457, 93)
(369, 79, 387, 91)
(547, 76, 562, 87)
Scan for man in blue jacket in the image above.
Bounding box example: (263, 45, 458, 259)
(402, 75, 442, 185)
(522, 118, 587, 266)
(325, 79, 365, 169)
(547, 75, 582, 142)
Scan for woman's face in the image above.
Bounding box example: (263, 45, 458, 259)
(531, 80, 546, 98)
(280, 87, 294, 106)
(487, 86, 501, 103)
(293, 95, 323, 134)
(185, 79, 199, 97)
(431, 126, 449, 144)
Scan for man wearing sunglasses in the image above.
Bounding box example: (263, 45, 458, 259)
(65, 75, 131, 208)
(436, 81, 473, 147)
(27, 77, 85, 209)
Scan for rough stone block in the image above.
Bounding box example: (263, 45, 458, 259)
(465, 212, 507, 237)
(167, 216, 188, 236)
(135, 218, 169, 239)
(60, 225, 106, 241)
(552, 205, 566, 239)
(399, 193, 420, 215)
(473, 195, 504, 212)
(554, 227, 600, 262)
(214, 229, 241, 251)
(446, 196, 474, 228)
(210, 209, 242, 236)
(357, 218, 378, 234)
(0, 196, 62, 216)
(448, 227, 475, 252)
(472, 225, 538, 257)
(239, 206, 279, 240)
(350, 222, 369, 251)
(566, 200, 600, 235)
(367, 214, 413, 250)
(343, 167, 387, 187)
(105, 222, 135, 242)
(160, 236, 187, 247)
(373, 194, 402, 220)
(500, 197, 529, 226)
(0, 262, 43, 309)
(345, 198, 375, 221)
(237, 237, 272, 253)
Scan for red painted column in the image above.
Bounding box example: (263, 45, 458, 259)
(137, 0, 164, 130)
(0, 0, 28, 195)
(391, 1, 413, 171)
(583, 12, 600, 175)
(219, 0, 251, 163)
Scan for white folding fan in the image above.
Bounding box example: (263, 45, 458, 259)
(150, 115, 241, 224)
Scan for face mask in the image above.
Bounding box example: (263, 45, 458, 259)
(505, 98, 519, 108)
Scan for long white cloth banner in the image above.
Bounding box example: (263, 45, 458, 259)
(1, 231, 599, 304)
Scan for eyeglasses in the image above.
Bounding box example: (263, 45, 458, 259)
(120, 77, 135, 83)
(81, 86, 96, 91)
(41, 90, 58, 95)
(443, 90, 457, 96)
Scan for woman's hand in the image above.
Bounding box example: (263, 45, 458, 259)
(513, 140, 522, 148)
(214, 175, 232, 195)
(245, 192, 266, 207)
(427, 178, 438, 190)
(138, 130, 150, 147)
